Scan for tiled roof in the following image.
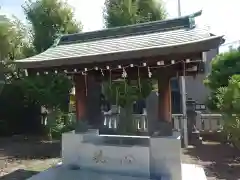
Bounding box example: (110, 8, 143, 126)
(57, 11, 200, 45)
(15, 11, 223, 69)
(18, 28, 214, 62)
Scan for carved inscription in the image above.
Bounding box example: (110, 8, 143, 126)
(92, 150, 136, 165)
(93, 150, 107, 164)
(121, 155, 135, 165)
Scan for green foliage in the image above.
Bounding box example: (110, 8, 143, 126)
(104, 0, 139, 27)
(104, 79, 153, 107)
(137, 0, 167, 23)
(104, 0, 166, 28)
(205, 50, 240, 90)
(0, 15, 31, 94)
(0, 15, 28, 61)
(0, 16, 13, 61)
(0, 0, 82, 137)
(103, 0, 166, 134)
(216, 75, 240, 149)
(18, 73, 72, 110)
(19, 0, 82, 138)
(205, 50, 240, 110)
(18, 0, 82, 112)
(205, 50, 240, 147)
(216, 75, 240, 114)
(50, 111, 75, 139)
(0, 13, 35, 87)
(23, 0, 82, 53)
(103, 0, 166, 106)
(103, 79, 153, 134)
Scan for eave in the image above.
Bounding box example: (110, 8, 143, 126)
(15, 33, 223, 69)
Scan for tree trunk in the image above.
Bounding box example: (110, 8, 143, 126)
(118, 102, 135, 135)
(46, 108, 57, 141)
(48, 128, 52, 141)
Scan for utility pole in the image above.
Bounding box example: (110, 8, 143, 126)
(177, 0, 188, 148)
(177, 0, 181, 16)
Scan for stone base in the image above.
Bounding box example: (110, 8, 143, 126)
(26, 163, 207, 180)
(151, 121, 173, 137)
(150, 134, 181, 180)
(189, 131, 202, 146)
(62, 130, 182, 180)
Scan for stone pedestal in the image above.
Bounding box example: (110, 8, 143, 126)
(150, 134, 182, 180)
(62, 130, 182, 180)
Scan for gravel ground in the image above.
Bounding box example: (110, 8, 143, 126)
(0, 137, 240, 180)
(0, 137, 61, 179)
(182, 141, 240, 180)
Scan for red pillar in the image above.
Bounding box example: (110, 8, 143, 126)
(158, 77, 172, 123)
(74, 75, 87, 121)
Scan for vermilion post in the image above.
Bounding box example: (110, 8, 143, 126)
(158, 77, 172, 123)
(74, 75, 87, 121)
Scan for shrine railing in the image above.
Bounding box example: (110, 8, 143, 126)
(66, 111, 223, 134)
(103, 113, 148, 132)
(172, 113, 223, 133)
(103, 113, 223, 133)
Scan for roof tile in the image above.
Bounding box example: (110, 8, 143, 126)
(17, 27, 211, 63)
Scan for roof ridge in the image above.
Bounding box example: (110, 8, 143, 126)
(57, 11, 202, 46)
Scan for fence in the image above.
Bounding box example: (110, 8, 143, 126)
(172, 112, 223, 133)
(103, 113, 148, 132)
(102, 112, 223, 134)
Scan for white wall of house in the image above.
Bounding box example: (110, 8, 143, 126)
(184, 49, 219, 104)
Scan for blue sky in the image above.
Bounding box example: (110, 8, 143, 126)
(1, 0, 240, 51)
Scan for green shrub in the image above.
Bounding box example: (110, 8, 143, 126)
(216, 75, 240, 148)
(46, 110, 75, 140)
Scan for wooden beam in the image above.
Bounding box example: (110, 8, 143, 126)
(73, 75, 87, 121)
(28, 52, 203, 75)
(158, 73, 172, 123)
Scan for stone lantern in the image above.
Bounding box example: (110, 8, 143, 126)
(186, 98, 201, 144)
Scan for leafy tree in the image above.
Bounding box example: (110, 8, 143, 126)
(205, 49, 240, 111)
(0, 15, 30, 87)
(104, 80, 153, 108)
(23, 0, 82, 53)
(136, 0, 166, 23)
(15, 0, 83, 138)
(19, 0, 82, 109)
(103, 0, 166, 134)
(103, 79, 153, 134)
(0, 14, 38, 135)
(20, 74, 72, 110)
(0, 15, 12, 61)
(0, 15, 27, 61)
(104, 0, 166, 28)
(216, 75, 240, 148)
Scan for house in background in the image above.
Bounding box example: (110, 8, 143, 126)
(171, 49, 219, 113)
(185, 49, 218, 104)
